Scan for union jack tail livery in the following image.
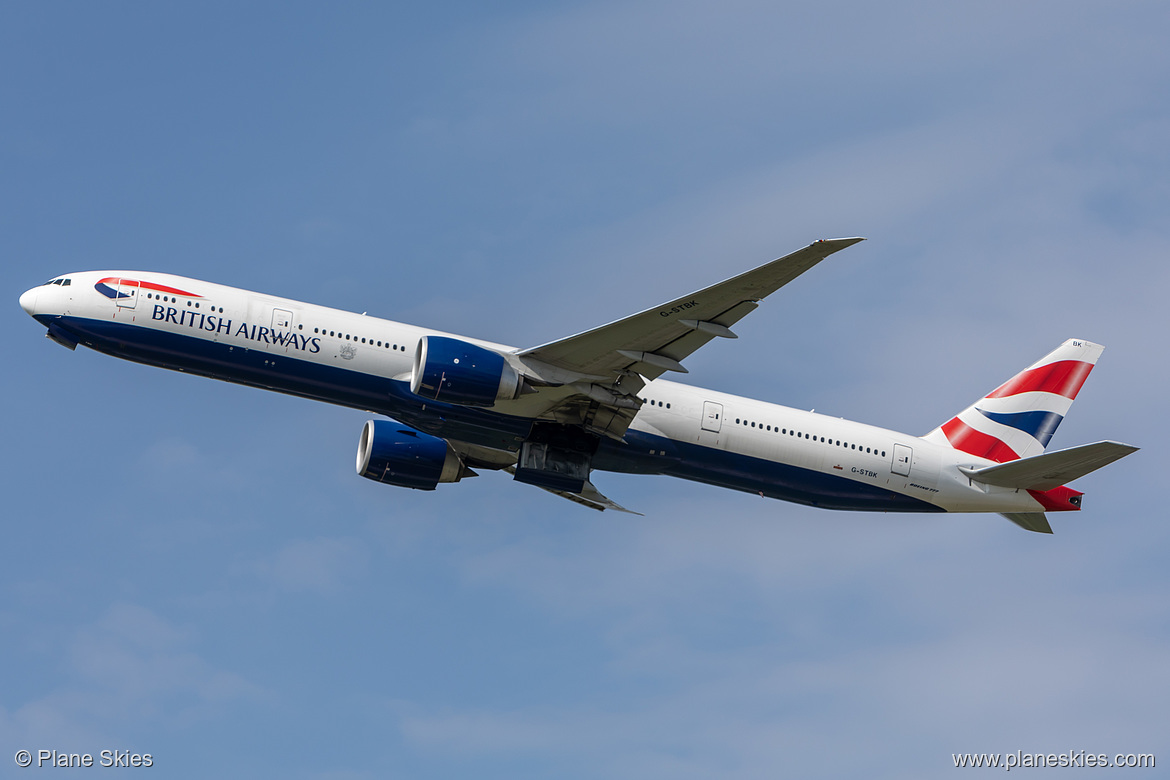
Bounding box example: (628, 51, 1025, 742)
(923, 339, 1103, 463)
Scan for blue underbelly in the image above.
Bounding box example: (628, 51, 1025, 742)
(47, 315, 942, 513)
(597, 430, 942, 513)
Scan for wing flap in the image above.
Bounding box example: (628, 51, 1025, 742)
(961, 441, 1139, 490)
(505, 466, 642, 514)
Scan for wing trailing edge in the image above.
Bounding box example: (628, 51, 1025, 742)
(504, 466, 643, 514)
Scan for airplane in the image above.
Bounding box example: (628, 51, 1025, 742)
(19, 238, 1137, 533)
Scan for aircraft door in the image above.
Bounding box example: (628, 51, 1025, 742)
(115, 279, 139, 309)
(892, 443, 913, 476)
(270, 308, 294, 352)
(701, 401, 723, 433)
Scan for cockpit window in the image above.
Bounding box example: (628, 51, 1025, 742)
(43, 278, 72, 286)
(62, 279, 70, 286)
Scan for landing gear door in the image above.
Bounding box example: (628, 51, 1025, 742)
(701, 401, 723, 433)
(115, 279, 139, 309)
(892, 443, 913, 476)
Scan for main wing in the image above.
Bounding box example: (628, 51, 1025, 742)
(521, 237, 863, 380)
(511, 238, 864, 439)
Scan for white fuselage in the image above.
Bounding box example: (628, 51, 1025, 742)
(20, 271, 1055, 515)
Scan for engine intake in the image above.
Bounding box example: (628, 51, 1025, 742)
(410, 336, 521, 407)
(356, 420, 470, 490)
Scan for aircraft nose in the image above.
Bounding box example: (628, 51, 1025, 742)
(19, 287, 39, 316)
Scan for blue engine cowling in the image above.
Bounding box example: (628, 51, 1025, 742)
(410, 335, 521, 407)
(356, 420, 467, 490)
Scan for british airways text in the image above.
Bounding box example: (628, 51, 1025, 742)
(152, 305, 321, 353)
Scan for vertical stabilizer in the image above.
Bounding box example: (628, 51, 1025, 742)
(922, 339, 1104, 462)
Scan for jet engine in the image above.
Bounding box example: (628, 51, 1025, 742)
(410, 335, 521, 407)
(356, 420, 473, 490)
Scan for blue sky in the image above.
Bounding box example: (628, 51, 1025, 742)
(3, 2, 1167, 777)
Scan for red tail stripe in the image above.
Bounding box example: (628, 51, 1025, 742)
(986, 360, 1093, 400)
(941, 418, 1020, 463)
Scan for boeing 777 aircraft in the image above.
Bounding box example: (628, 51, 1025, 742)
(20, 238, 1136, 532)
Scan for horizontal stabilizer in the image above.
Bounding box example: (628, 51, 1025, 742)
(961, 441, 1138, 491)
(1001, 512, 1054, 534)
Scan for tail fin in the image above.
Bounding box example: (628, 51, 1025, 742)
(922, 339, 1104, 463)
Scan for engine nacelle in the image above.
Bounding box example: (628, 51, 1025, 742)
(356, 420, 467, 490)
(410, 335, 521, 407)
